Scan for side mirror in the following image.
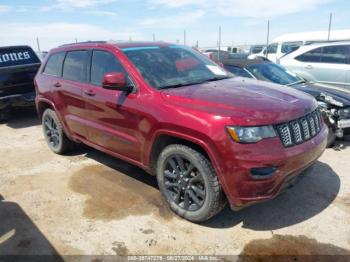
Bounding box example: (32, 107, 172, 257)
(102, 72, 133, 92)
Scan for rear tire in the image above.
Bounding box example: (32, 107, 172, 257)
(156, 144, 226, 222)
(42, 109, 72, 154)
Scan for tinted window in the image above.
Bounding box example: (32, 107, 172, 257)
(320, 45, 349, 64)
(90, 50, 128, 85)
(296, 45, 350, 64)
(247, 63, 301, 85)
(224, 65, 253, 78)
(0, 46, 40, 68)
(43, 52, 65, 76)
(267, 44, 278, 54)
(250, 46, 264, 54)
(62, 51, 89, 82)
(296, 47, 323, 62)
(281, 42, 302, 54)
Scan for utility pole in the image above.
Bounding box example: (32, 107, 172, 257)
(75, 38, 78, 43)
(36, 37, 41, 52)
(184, 29, 186, 45)
(153, 33, 156, 42)
(328, 13, 333, 41)
(218, 26, 222, 62)
(266, 20, 270, 58)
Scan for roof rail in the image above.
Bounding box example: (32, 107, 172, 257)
(59, 41, 107, 47)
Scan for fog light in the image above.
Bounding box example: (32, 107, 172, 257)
(250, 167, 277, 180)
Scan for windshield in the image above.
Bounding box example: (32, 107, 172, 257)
(247, 63, 302, 85)
(123, 45, 232, 89)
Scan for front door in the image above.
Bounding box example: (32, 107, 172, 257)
(83, 49, 142, 162)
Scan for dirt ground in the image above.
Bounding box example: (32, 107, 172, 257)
(0, 109, 350, 259)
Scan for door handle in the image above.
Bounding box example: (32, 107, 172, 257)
(305, 65, 313, 69)
(84, 90, 96, 96)
(53, 82, 61, 88)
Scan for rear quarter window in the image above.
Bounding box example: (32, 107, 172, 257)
(43, 52, 65, 76)
(0, 46, 40, 68)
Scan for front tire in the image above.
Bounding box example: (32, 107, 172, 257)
(42, 109, 72, 154)
(156, 144, 226, 222)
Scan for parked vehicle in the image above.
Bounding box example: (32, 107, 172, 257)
(223, 58, 350, 144)
(202, 49, 231, 61)
(248, 43, 301, 62)
(35, 42, 327, 222)
(280, 41, 350, 89)
(249, 45, 265, 55)
(0, 45, 41, 121)
(249, 29, 350, 62)
(203, 49, 248, 61)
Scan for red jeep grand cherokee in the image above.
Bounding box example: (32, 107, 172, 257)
(35, 41, 328, 222)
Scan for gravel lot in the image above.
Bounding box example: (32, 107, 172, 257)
(0, 109, 350, 258)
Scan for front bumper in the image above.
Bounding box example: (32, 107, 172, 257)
(219, 125, 328, 210)
(0, 92, 36, 111)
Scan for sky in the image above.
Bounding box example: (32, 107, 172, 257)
(0, 0, 349, 51)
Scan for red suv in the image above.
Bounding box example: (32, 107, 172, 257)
(35, 41, 328, 222)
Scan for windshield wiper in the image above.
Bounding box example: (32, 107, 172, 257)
(158, 76, 231, 90)
(158, 82, 196, 90)
(286, 79, 306, 86)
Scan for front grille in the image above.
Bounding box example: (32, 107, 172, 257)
(276, 110, 322, 148)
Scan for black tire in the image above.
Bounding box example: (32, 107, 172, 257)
(42, 109, 72, 154)
(156, 144, 226, 222)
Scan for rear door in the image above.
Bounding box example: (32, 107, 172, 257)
(52, 50, 89, 139)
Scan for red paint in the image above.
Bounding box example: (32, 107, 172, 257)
(35, 42, 328, 209)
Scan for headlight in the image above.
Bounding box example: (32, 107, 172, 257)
(227, 126, 276, 143)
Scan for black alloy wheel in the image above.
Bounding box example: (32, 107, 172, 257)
(43, 113, 60, 149)
(163, 155, 206, 211)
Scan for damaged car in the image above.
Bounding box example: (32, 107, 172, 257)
(223, 59, 350, 145)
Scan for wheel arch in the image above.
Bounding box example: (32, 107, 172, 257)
(147, 131, 223, 180)
(36, 98, 73, 140)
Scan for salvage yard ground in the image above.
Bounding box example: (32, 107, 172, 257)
(0, 109, 350, 257)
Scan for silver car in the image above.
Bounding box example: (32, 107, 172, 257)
(279, 41, 350, 89)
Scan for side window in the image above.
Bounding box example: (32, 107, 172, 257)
(267, 44, 278, 54)
(62, 51, 89, 82)
(43, 52, 65, 76)
(319, 45, 349, 64)
(224, 65, 253, 78)
(296, 47, 323, 63)
(90, 50, 129, 86)
(281, 42, 302, 54)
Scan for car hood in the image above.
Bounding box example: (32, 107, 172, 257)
(292, 82, 350, 108)
(160, 77, 317, 126)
